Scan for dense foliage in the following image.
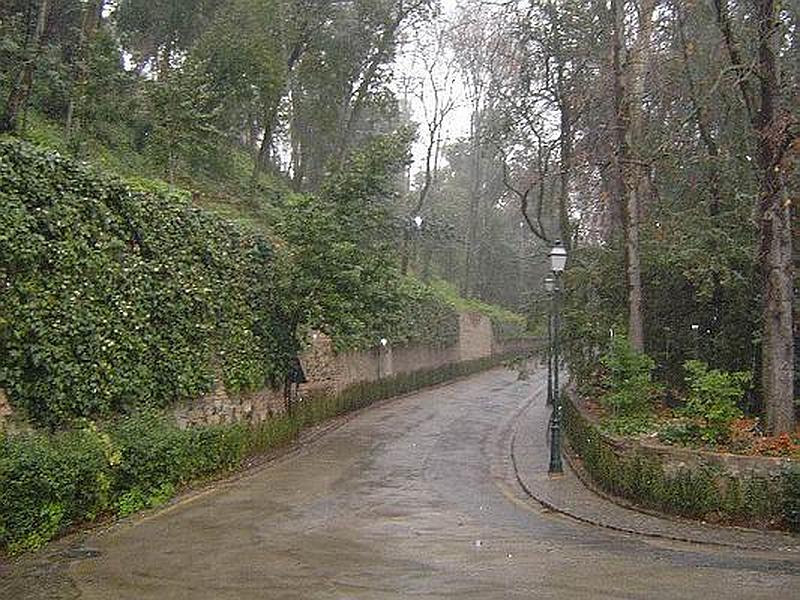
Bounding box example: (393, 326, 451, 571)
(682, 360, 751, 444)
(1, 138, 513, 428)
(274, 131, 459, 351)
(0, 411, 295, 554)
(599, 336, 661, 421)
(0, 0, 434, 189)
(582, 337, 788, 455)
(564, 396, 797, 531)
(561, 237, 759, 389)
(445, 0, 798, 433)
(0, 139, 291, 427)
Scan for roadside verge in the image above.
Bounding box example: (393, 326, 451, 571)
(509, 393, 800, 553)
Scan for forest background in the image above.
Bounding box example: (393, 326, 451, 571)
(0, 0, 797, 431)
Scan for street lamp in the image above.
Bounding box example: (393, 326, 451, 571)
(548, 240, 567, 476)
(544, 275, 555, 406)
(691, 324, 700, 360)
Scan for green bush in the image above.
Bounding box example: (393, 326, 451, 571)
(600, 336, 661, 419)
(657, 419, 704, 447)
(783, 469, 800, 532)
(682, 360, 751, 444)
(0, 428, 111, 554)
(564, 395, 789, 528)
(0, 414, 276, 554)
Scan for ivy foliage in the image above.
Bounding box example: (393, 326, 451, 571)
(0, 139, 290, 428)
(0, 135, 519, 429)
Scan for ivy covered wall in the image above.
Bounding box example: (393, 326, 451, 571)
(0, 140, 293, 427)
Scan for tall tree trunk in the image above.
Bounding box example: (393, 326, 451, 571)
(252, 39, 306, 183)
(610, 0, 627, 235)
(714, 0, 796, 433)
(556, 69, 573, 249)
(1, 0, 49, 133)
(401, 111, 438, 275)
(674, 0, 724, 342)
(612, 0, 656, 353)
(463, 109, 482, 298)
(289, 85, 305, 192)
(610, 0, 646, 352)
(65, 0, 105, 145)
(252, 104, 280, 183)
(753, 0, 795, 434)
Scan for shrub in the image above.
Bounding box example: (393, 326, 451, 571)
(0, 428, 111, 554)
(657, 419, 704, 447)
(0, 414, 260, 554)
(0, 351, 518, 555)
(563, 396, 788, 528)
(601, 413, 657, 437)
(682, 360, 751, 444)
(599, 336, 661, 419)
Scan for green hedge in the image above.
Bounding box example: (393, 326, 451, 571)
(0, 350, 517, 555)
(563, 395, 799, 531)
(0, 413, 300, 555)
(0, 139, 291, 428)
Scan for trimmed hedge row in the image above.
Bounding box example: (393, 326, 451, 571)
(563, 395, 800, 531)
(0, 351, 515, 555)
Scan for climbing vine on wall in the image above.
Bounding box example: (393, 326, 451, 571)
(0, 140, 291, 427)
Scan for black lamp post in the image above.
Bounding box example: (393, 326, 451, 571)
(548, 240, 567, 476)
(544, 275, 555, 406)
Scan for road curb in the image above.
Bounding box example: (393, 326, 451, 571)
(508, 396, 800, 553)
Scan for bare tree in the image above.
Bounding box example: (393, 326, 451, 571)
(400, 19, 459, 274)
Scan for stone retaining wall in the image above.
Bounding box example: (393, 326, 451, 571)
(174, 311, 525, 429)
(563, 393, 800, 531)
(0, 388, 12, 426)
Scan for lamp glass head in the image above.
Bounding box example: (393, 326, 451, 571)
(549, 240, 567, 273)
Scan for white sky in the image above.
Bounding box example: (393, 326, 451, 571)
(393, 0, 472, 180)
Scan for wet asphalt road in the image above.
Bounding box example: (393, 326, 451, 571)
(4, 367, 800, 598)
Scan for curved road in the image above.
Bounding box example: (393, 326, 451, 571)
(5, 368, 799, 598)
